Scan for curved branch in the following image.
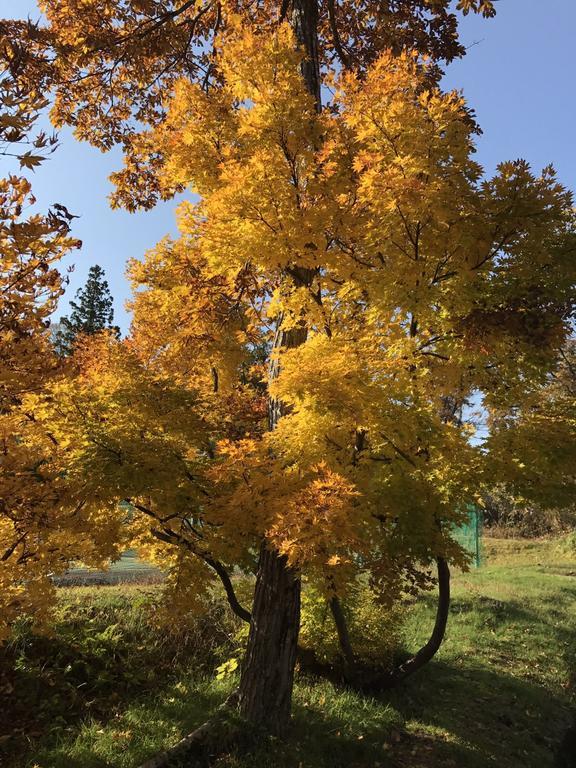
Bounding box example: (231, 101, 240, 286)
(168, 533, 252, 624)
(121, 0, 199, 44)
(203, 555, 252, 623)
(144, 518, 252, 624)
(391, 557, 450, 681)
(368, 557, 450, 691)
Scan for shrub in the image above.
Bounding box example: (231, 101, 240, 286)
(299, 579, 404, 671)
(483, 487, 576, 537)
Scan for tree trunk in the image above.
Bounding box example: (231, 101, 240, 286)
(237, 543, 301, 735)
(292, 0, 321, 106)
(236, 0, 321, 738)
(236, 324, 311, 736)
(329, 595, 357, 674)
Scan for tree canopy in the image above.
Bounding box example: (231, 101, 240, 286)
(9, 18, 575, 630)
(6, 1, 494, 210)
(0, 47, 85, 638)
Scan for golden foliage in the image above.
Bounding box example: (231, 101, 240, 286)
(5, 1, 498, 208)
(2, 13, 574, 639)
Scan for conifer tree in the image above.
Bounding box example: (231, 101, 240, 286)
(54, 264, 119, 355)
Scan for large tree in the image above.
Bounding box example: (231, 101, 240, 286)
(3, 0, 576, 759)
(23, 17, 576, 746)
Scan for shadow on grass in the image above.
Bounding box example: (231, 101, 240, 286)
(31, 681, 229, 768)
(5, 577, 575, 768)
(383, 661, 568, 768)
(28, 675, 400, 768)
(0, 592, 237, 768)
(380, 589, 576, 768)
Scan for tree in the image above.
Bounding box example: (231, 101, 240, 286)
(3, 0, 575, 757)
(54, 264, 119, 355)
(0, 31, 89, 640)
(0, 24, 73, 406)
(6, 0, 495, 211)
(487, 341, 576, 517)
(22, 21, 576, 755)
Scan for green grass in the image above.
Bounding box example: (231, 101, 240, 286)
(1, 536, 575, 768)
(390, 535, 576, 767)
(58, 551, 162, 585)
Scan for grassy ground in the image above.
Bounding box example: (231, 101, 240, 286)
(1, 536, 575, 768)
(56, 551, 162, 585)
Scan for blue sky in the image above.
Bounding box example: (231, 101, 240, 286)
(3, 0, 576, 333)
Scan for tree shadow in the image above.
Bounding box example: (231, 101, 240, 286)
(136, 588, 576, 768)
(31, 683, 227, 768)
(0, 602, 234, 768)
(380, 592, 576, 768)
(3, 580, 574, 768)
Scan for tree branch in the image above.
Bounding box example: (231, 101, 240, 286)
(1, 532, 26, 562)
(367, 557, 450, 691)
(328, 594, 356, 672)
(203, 555, 252, 623)
(327, 0, 351, 70)
(144, 517, 252, 624)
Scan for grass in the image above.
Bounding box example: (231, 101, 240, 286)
(56, 551, 162, 585)
(1, 536, 575, 768)
(391, 535, 576, 767)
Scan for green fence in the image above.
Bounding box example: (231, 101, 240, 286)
(452, 505, 483, 568)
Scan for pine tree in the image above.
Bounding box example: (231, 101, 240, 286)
(54, 265, 119, 355)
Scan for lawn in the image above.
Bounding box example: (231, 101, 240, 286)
(1, 536, 574, 768)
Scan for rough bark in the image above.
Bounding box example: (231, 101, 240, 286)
(236, 318, 310, 735)
(292, 0, 321, 107)
(237, 543, 301, 735)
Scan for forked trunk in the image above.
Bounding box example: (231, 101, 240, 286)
(237, 543, 301, 735)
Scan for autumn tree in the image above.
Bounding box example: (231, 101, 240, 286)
(0, 27, 68, 406)
(54, 264, 119, 355)
(6, 1, 496, 210)
(3, 0, 576, 758)
(487, 340, 576, 518)
(0, 28, 101, 638)
(20, 24, 576, 760)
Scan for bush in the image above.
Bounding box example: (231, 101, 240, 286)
(483, 487, 576, 538)
(299, 579, 403, 671)
(0, 584, 237, 766)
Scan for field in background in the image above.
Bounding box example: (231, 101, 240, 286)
(1, 536, 575, 768)
(56, 550, 162, 585)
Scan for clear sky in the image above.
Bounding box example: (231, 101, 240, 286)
(3, 0, 576, 333)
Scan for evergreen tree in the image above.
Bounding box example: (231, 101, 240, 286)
(54, 265, 119, 355)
